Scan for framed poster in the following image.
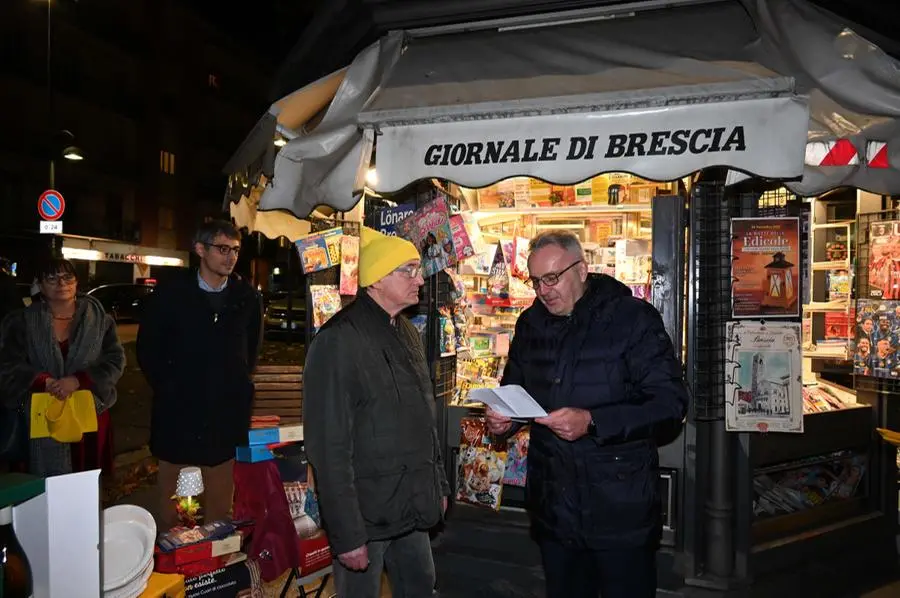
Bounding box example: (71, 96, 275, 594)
(852, 299, 900, 378)
(725, 321, 803, 433)
(867, 220, 900, 299)
(731, 217, 801, 318)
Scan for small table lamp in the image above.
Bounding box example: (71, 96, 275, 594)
(174, 466, 204, 528)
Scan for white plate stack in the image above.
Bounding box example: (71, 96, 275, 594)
(102, 505, 157, 598)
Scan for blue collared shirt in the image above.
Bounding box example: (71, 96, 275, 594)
(198, 272, 228, 293)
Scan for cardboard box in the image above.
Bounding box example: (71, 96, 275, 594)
(235, 445, 275, 463)
(139, 572, 185, 598)
(184, 561, 253, 598)
(157, 533, 241, 566)
(247, 424, 304, 446)
(299, 531, 332, 574)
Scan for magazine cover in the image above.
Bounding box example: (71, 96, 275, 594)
(395, 197, 457, 278)
(731, 217, 801, 318)
(487, 242, 510, 302)
(449, 214, 475, 262)
(825, 269, 851, 301)
(339, 234, 359, 296)
(295, 227, 342, 274)
(868, 220, 900, 299)
(310, 285, 342, 332)
(852, 299, 900, 377)
(725, 321, 803, 433)
(456, 444, 507, 511)
(502, 427, 529, 488)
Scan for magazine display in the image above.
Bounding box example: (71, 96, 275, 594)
(725, 321, 803, 433)
(295, 227, 342, 274)
(852, 299, 900, 378)
(310, 285, 342, 332)
(731, 218, 801, 318)
(868, 220, 900, 299)
(753, 452, 866, 519)
(395, 197, 457, 278)
(339, 234, 359, 296)
(455, 418, 507, 511)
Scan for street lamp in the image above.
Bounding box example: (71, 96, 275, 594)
(62, 146, 84, 161)
(50, 130, 83, 187)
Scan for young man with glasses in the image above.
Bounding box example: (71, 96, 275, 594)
(303, 226, 450, 598)
(137, 219, 263, 529)
(485, 230, 688, 598)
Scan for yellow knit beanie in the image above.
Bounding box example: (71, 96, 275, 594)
(358, 226, 421, 287)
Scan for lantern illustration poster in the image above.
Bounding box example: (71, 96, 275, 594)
(725, 321, 803, 433)
(731, 217, 801, 318)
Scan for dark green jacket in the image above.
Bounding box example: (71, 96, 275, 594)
(303, 291, 450, 554)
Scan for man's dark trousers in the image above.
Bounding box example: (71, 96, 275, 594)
(540, 540, 657, 598)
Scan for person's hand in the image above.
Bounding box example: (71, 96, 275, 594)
(44, 377, 57, 394)
(48, 376, 80, 400)
(485, 407, 512, 436)
(535, 408, 592, 442)
(337, 545, 369, 571)
(442, 496, 449, 515)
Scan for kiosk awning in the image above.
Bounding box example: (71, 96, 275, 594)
(253, 0, 900, 219)
(358, 2, 810, 192)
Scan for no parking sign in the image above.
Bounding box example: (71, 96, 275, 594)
(38, 189, 65, 234)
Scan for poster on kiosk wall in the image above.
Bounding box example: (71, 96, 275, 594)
(731, 217, 801, 318)
(725, 320, 803, 433)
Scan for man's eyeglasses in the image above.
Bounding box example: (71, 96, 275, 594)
(395, 264, 422, 279)
(205, 243, 241, 257)
(43, 273, 76, 285)
(525, 260, 582, 289)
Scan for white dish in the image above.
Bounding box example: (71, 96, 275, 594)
(102, 505, 156, 592)
(104, 559, 153, 598)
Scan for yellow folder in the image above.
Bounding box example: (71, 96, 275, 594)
(30, 390, 98, 442)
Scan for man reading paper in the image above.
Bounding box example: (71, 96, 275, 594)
(485, 231, 688, 598)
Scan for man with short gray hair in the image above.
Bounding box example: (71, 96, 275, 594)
(138, 219, 263, 529)
(486, 230, 688, 598)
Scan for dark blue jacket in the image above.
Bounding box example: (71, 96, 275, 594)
(501, 274, 688, 549)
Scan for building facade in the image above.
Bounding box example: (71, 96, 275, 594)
(0, 0, 272, 278)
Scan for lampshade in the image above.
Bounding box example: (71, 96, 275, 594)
(175, 466, 204, 497)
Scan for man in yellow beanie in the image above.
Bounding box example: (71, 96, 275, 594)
(304, 226, 450, 598)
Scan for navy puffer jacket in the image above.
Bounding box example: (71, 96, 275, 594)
(501, 274, 688, 549)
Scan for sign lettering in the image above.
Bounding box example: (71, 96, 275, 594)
(421, 126, 747, 167)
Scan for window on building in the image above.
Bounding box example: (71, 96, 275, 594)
(160, 150, 176, 175)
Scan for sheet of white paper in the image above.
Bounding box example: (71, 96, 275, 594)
(469, 385, 548, 418)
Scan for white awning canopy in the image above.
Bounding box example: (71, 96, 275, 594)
(364, 79, 808, 192)
(245, 0, 900, 220)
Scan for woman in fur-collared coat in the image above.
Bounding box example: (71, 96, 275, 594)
(0, 258, 125, 476)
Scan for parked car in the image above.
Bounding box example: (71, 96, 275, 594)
(263, 291, 306, 339)
(87, 283, 155, 323)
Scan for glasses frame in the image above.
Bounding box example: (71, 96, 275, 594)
(394, 264, 422, 279)
(526, 260, 583, 289)
(43, 273, 77, 286)
(204, 243, 241, 257)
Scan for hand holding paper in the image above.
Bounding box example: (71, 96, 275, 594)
(468, 385, 548, 419)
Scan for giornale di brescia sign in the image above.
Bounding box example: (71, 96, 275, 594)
(369, 96, 810, 193)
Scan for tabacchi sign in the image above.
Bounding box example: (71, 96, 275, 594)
(369, 96, 809, 193)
